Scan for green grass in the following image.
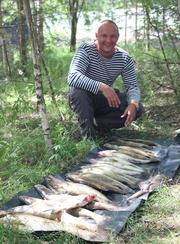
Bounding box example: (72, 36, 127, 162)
(116, 184, 180, 244)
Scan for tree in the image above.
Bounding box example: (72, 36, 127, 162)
(0, 0, 11, 79)
(16, 0, 28, 75)
(23, 0, 53, 153)
(68, 0, 85, 52)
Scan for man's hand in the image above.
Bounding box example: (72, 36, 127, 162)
(100, 83, 120, 108)
(121, 103, 137, 127)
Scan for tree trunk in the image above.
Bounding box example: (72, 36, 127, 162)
(0, 1, 11, 79)
(16, 0, 28, 76)
(2, 40, 11, 79)
(144, 6, 150, 50)
(135, 1, 138, 42)
(23, 0, 53, 153)
(37, 0, 44, 52)
(69, 0, 79, 52)
(124, 0, 128, 45)
(0, 0, 3, 64)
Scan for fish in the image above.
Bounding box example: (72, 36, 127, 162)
(97, 150, 160, 163)
(68, 171, 133, 193)
(68, 166, 141, 189)
(67, 207, 107, 225)
(0, 213, 64, 232)
(11, 194, 96, 220)
(84, 158, 144, 174)
(108, 138, 160, 150)
(60, 210, 110, 242)
(18, 195, 43, 205)
(127, 174, 165, 200)
(110, 137, 160, 147)
(44, 175, 111, 203)
(86, 201, 132, 212)
(103, 144, 157, 160)
(34, 183, 123, 212)
(0, 212, 109, 242)
(34, 184, 68, 200)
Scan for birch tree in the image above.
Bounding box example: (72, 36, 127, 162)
(23, 0, 53, 153)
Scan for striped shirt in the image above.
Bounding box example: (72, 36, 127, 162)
(68, 42, 140, 102)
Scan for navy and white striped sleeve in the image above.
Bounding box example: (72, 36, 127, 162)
(121, 56, 141, 103)
(68, 47, 101, 94)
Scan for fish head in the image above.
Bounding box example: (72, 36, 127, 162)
(83, 194, 96, 203)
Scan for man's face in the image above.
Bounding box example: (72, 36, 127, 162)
(95, 22, 119, 58)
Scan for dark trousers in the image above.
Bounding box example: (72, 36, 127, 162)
(68, 87, 143, 138)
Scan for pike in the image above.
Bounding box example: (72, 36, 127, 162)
(97, 150, 160, 163)
(44, 175, 111, 203)
(110, 137, 160, 147)
(68, 171, 133, 193)
(68, 166, 140, 188)
(103, 144, 157, 160)
(108, 138, 160, 150)
(85, 158, 144, 174)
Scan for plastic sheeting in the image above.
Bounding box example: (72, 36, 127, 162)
(1, 139, 180, 242)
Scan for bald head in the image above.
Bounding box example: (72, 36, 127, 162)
(96, 20, 119, 36)
(95, 20, 119, 58)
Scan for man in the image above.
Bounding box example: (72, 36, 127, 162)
(68, 20, 143, 138)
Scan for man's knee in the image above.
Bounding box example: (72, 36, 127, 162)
(69, 87, 90, 101)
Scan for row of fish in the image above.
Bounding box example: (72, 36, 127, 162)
(0, 138, 165, 242)
(0, 193, 108, 242)
(66, 138, 163, 193)
(0, 175, 135, 242)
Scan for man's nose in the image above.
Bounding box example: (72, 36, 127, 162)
(106, 36, 112, 43)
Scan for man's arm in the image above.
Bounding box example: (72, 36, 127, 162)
(121, 55, 141, 104)
(68, 47, 100, 94)
(121, 55, 141, 126)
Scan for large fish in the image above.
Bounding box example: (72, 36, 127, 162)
(67, 171, 133, 193)
(0, 212, 109, 242)
(108, 138, 160, 150)
(97, 150, 160, 163)
(34, 184, 123, 211)
(44, 175, 111, 203)
(9, 194, 96, 220)
(83, 158, 144, 174)
(68, 166, 140, 189)
(0, 213, 64, 232)
(103, 144, 158, 160)
(59, 210, 109, 242)
(81, 161, 143, 175)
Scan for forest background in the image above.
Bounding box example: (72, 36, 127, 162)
(0, 0, 180, 243)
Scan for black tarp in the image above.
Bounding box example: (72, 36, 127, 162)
(1, 138, 180, 242)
